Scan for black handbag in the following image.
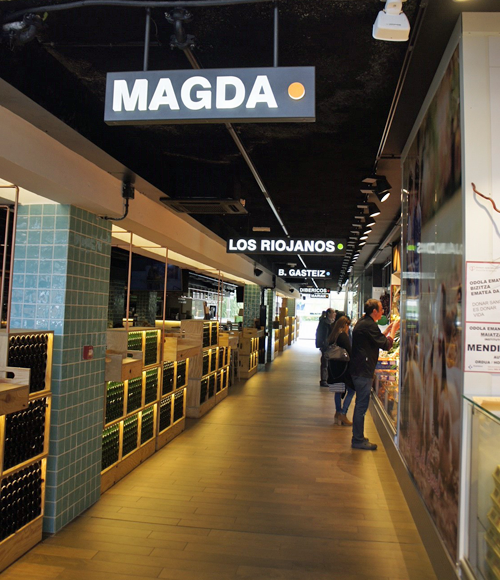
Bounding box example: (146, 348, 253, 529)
(324, 343, 350, 362)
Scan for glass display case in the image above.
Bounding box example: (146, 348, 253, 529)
(464, 396, 500, 580)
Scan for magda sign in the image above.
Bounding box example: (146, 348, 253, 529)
(104, 67, 315, 125)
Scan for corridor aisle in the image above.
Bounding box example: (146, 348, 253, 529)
(0, 342, 437, 580)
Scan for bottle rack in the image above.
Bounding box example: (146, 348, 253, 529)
(0, 330, 53, 573)
(278, 307, 290, 352)
(239, 329, 263, 379)
(287, 316, 295, 345)
(101, 328, 189, 493)
(185, 342, 231, 418)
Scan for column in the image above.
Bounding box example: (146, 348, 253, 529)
(10, 204, 111, 533)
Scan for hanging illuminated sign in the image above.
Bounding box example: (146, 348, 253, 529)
(226, 238, 345, 255)
(277, 267, 332, 279)
(300, 288, 330, 294)
(104, 67, 315, 125)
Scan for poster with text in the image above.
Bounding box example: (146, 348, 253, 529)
(399, 47, 462, 562)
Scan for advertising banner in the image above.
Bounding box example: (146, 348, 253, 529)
(400, 48, 462, 562)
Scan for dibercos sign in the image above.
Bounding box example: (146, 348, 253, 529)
(227, 238, 345, 255)
(104, 67, 315, 124)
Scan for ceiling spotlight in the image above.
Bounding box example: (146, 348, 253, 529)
(360, 235, 368, 241)
(254, 267, 263, 277)
(363, 229, 372, 235)
(368, 202, 380, 217)
(354, 215, 366, 221)
(352, 223, 362, 229)
(373, 0, 410, 42)
(366, 219, 376, 227)
(359, 241, 367, 246)
(289, 288, 295, 293)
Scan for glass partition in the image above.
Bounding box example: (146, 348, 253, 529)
(464, 396, 500, 580)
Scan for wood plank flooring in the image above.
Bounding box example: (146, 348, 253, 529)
(0, 341, 437, 580)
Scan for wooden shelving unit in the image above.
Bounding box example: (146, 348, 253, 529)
(101, 327, 192, 492)
(181, 319, 230, 418)
(239, 328, 263, 379)
(0, 330, 53, 573)
(278, 307, 290, 352)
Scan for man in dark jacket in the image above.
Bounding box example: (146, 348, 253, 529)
(315, 308, 336, 386)
(350, 299, 399, 450)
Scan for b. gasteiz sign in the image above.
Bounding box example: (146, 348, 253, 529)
(227, 238, 345, 255)
(105, 67, 315, 125)
(277, 267, 332, 279)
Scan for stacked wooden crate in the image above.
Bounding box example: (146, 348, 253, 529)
(102, 327, 197, 492)
(181, 320, 230, 418)
(239, 328, 264, 379)
(0, 330, 53, 572)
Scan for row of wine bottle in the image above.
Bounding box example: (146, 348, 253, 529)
(8, 333, 50, 393)
(173, 392, 184, 423)
(122, 416, 138, 456)
(159, 397, 172, 432)
(102, 425, 119, 470)
(127, 377, 142, 414)
(140, 408, 154, 444)
(3, 398, 47, 470)
(0, 462, 42, 541)
(145, 369, 159, 405)
(105, 382, 124, 424)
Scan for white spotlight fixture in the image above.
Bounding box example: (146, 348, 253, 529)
(360, 235, 368, 241)
(373, 0, 410, 42)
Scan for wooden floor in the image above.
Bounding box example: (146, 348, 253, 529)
(0, 341, 437, 580)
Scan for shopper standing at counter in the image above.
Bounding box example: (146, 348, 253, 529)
(350, 299, 400, 450)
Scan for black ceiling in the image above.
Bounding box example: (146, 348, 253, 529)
(0, 0, 498, 288)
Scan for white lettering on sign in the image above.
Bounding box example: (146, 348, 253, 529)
(113, 75, 278, 113)
(113, 79, 148, 111)
(148, 78, 180, 111)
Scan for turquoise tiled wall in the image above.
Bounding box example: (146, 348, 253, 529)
(243, 284, 260, 328)
(11, 204, 111, 533)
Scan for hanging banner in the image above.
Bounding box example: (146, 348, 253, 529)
(226, 238, 345, 255)
(105, 67, 315, 125)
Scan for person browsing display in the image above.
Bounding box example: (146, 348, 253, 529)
(315, 308, 336, 387)
(350, 299, 400, 450)
(326, 316, 355, 427)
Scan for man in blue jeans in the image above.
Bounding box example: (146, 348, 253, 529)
(350, 299, 399, 450)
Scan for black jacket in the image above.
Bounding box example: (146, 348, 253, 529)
(350, 315, 393, 379)
(327, 332, 353, 387)
(315, 316, 334, 349)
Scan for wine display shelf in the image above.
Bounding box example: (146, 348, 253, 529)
(0, 330, 53, 573)
(278, 307, 290, 352)
(106, 328, 161, 369)
(273, 326, 280, 358)
(239, 333, 260, 379)
(102, 328, 189, 493)
(287, 317, 295, 345)
(186, 344, 230, 418)
(180, 320, 219, 348)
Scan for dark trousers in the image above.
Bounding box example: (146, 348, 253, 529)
(351, 375, 373, 443)
(320, 350, 329, 383)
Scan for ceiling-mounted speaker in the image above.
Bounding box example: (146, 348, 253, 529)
(254, 268, 263, 277)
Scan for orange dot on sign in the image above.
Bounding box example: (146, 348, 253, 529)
(288, 82, 305, 100)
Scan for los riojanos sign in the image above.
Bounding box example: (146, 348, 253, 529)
(104, 67, 315, 124)
(226, 238, 345, 255)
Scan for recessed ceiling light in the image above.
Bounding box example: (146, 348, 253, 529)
(252, 226, 271, 232)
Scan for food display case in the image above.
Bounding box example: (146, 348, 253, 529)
(373, 329, 400, 430)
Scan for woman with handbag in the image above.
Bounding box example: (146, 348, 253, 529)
(327, 316, 355, 426)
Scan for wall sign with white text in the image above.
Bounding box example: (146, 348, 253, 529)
(226, 238, 345, 255)
(277, 267, 332, 279)
(105, 67, 315, 125)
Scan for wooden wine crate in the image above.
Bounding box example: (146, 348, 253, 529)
(0, 458, 47, 573)
(0, 367, 30, 415)
(157, 417, 185, 450)
(0, 394, 51, 478)
(180, 320, 219, 347)
(219, 331, 240, 348)
(101, 438, 156, 494)
(104, 350, 143, 382)
(0, 331, 53, 398)
(239, 337, 259, 355)
(242, 327, 264, 338)
(163, 336, 201, 362)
